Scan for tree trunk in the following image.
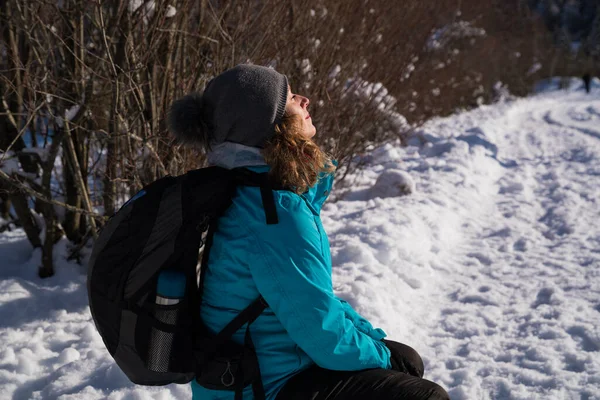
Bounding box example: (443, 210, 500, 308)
(9, 189, 41, 248)
(63, 129, 89, 243)
(0, 193, 10, 220)
(63, 160, 83, 242)
(39, 203, 62, 278)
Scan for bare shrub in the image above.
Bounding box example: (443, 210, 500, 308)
(0, 0, 581, 275)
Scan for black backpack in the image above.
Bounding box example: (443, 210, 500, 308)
(87, 166, 281, 399)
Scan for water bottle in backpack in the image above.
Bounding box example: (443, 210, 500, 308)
(146, 270, 187, 372)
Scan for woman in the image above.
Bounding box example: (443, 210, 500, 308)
(168, 64, 449, 400)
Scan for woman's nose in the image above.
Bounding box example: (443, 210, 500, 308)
(300, 96, 310, 108)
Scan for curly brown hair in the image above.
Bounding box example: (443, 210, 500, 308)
(262, 114, 336, 194)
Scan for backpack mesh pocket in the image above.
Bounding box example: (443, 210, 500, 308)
(146, 303, 181, 372)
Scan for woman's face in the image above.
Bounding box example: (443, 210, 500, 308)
(285, 87, 316, 139)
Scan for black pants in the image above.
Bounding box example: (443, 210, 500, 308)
(276, 341, 449, 400)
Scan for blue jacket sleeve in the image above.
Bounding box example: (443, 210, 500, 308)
(338, 298, 387, 341)
(242, 192, 391, 371)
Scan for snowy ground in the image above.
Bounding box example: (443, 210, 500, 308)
(1, 81, 599, 399)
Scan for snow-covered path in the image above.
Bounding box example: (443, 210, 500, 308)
(326, 85, 600, 399)
(0, 83, 598, 399)
(426, 94, 600, 399)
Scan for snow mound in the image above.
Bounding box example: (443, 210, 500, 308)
(371, 169, 415, 198)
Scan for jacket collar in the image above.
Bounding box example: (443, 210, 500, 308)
(303, 169, 334, 214)
(207, 142, 267, 169)
(208, 142, 335, 214)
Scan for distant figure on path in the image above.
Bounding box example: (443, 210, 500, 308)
(582, 73, 592, 93)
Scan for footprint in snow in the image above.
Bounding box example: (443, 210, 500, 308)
(484, 227, 512, 239)
(513, 237, 528, 252)
(563, 353, 586, 373)
(567, 109, 592, 122)
(531, 287, 560, 308)
(466, 252, 493, 266)
(499, 182, 524, 195)
(567, 326, 600, 352)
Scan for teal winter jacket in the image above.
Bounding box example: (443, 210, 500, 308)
(191, 164, 391, 400)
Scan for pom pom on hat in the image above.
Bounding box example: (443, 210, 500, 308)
(167, 92, 210, 149)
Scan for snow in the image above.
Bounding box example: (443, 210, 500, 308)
(55, 104, 81, 128)
(165, 6, 176, 18)
(330, 84, 600, 398)
(297, 59, 313, 88)
(128, 1, 176, 21)
(527, 62, 542, 76)
(0, 151, 20, 175)
(328, 64, 341, 80)
(371, 169, 415, 198)
(427, 21, 487, 51)
(65, 105, 81, 122)
(347, 79, 404, 126)
(1, 83, 599, 398)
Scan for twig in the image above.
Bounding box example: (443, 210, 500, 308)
(0, 168, 106, 219)
(0, 99, 46, 165)
(0, 97, 19, 129)
(97, 0, 119, 78)
(155, 28, 219, 43)
(64, 117, 99, 238)
(126, 128, 169, 177)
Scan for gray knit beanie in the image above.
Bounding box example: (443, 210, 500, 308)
(168, 64, 288, 149)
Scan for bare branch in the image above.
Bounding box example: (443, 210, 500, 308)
(0, 168, 105, 219)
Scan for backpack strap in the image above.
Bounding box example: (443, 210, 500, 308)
(259, 184, 278, 225)
(246, 325, 265, 400)
(194, 168, 283, 399)
(194, 221, 267, 399)
(195, 215, 268, 364)
(234, 323, 265, 400)
(209, 296, 267, 354)
(232, 168, 280, 225)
